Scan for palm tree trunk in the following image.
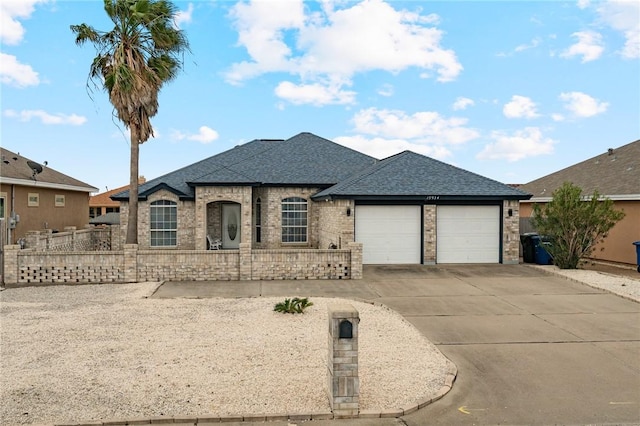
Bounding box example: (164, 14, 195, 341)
(126, 126, 139, 244)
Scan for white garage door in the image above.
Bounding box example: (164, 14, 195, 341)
(355, 205, 421, 264)
(437, 205, 500, 263)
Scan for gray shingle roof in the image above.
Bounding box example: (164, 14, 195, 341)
(1, 147, 97, 192)
(112, 133, 377, 200)
(519, 140, 640, 199)
(313, 151, 531, 201)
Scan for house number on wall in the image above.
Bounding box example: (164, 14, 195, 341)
(425, 196, 440, 201)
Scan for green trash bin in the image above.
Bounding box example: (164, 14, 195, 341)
(633, 241, 640, 273)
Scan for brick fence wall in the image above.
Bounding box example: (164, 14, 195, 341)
(3, 243, 363, 286)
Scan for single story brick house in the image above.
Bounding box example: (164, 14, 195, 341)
(113, 132, 530, 265)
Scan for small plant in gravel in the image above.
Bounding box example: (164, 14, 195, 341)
(274, 297, 313, 314)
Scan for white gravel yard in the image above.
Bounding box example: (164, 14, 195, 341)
(0, 283, 453, 426)
(531, 265, 640, 302)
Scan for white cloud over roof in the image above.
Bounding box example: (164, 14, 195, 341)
(503, 95, 540, 119)
(0, 52, 39, 87)
(4, 109, 87, 125)
(171, 126, 220, 144)
(351, 107, 479, 145)
(559, 91, 609, 117)
(225, 0, 461, 105)
(477, 127, 555, 162)
(0, 0, 47, 45)
(452, 97, 474, 111)
(597, 0, 640, 59)
(560, 30, 604, 62)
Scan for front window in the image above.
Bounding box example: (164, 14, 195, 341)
(281, 197, 307, 243)
(255, 198, 262, 243)
(150, 200, 177, 247)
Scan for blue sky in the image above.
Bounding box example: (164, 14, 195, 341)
(1, 0, 638, 194)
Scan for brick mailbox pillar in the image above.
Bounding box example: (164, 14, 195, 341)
(328, 304, 360, 418)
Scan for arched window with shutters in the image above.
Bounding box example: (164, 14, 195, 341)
(281, 197, 307, 243)
(150, 200, 177, 247)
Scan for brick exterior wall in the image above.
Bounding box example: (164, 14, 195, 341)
(316, 199, 354, 250)
(423, 205, 436, 264)
(502, 199, 520, 264)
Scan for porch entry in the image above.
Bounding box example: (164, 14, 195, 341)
(222, 203, 241, 249)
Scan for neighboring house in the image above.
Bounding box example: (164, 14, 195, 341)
(519, 140, 640, 265)
(0, 147, 98, 245)
(112, 132, 530, 265)
(89, 177, 145, 220)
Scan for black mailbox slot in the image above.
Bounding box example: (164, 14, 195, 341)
(339, 320, 353, 339)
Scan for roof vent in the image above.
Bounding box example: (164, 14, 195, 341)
(608, 148, 614, 155)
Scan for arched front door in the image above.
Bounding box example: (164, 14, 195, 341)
(222, 203, 241, 249)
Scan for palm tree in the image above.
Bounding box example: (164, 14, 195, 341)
(71, 0, 189, 244)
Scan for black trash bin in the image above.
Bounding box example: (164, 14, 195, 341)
(520, 233, 538, 263)
(633, 241, 640, 273)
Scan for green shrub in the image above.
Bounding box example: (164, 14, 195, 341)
(532, 182, 625, 269)
(274, 297, 313, 314)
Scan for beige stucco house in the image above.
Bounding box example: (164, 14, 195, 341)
(1, 147, 97, 246)
(519, 140, 640, 265)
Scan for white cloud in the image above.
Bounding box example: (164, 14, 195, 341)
(597, 0, 640, 59)
(515, 37, 541, 52)
(477, 127, 555, 162)
(551, 113, 565, 122)
(503, 95, 540, 119)
(4, 109, 86, 125)
(0, 52, 39, 87)
(0, 0, 47, 45)
(225, 0, 461, 105)
(351, 107, 479, 145)
(452, 97, 474, 111)
(577, 0, 591, 9)
(377, 84, 394, 97)
(174, 3, 193, 28)
(275, 80, 356, 105)
(335, 135, 453, 160)
(560, 30, 604, 62)
(559, 91, 608, 117)
(171, 126, 219, 144)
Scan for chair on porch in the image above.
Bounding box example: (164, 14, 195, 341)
(207, 235, 222, 250)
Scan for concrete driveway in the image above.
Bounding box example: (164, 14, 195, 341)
(154, 264, 640, 425)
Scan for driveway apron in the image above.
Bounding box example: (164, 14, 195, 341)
(370, 265, 640, 426)
(154, 264, 640, 425)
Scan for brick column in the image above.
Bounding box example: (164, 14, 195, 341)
(328, 304, 360, 418)
(239, 242, 252, 280)
(124, 244, 138, 283)
(347, 242, 362, 280)
(3, 245, 20, 285)
(64, 227, 77, 250)
(25, 231, 40, 250)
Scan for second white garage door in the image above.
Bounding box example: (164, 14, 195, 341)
(355, 205, 421, 264)
(436, 205, 500, 263)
